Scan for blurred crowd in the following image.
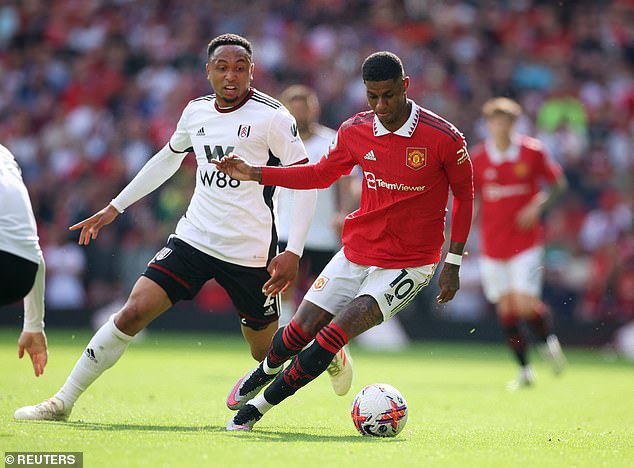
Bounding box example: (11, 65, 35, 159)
(1, 0, 632, 324)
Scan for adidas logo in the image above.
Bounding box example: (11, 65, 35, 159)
(384, 293, 394, 306)
(196, 127, 205, 136)
(85, 348, 97, 363)
(364, 150, 376, 161)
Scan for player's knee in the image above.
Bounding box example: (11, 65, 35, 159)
(115, 299, 151, 336)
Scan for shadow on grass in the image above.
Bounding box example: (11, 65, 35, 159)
(55, 421, 400, 443)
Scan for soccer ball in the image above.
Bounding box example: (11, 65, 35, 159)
(351, 383, 408, 437)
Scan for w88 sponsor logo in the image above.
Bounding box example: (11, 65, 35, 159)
(199, 169, 241, 188)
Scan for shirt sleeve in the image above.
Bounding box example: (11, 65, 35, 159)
(169, 104, 193, 153)
(442, 137, 474, 244)
(536, 143, 562, 183)
(22, 257, 45, 332)
(261, 125, 357, 189)
(267, 107, 310, 166)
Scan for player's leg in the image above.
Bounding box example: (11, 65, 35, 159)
(304, 249, 354, 395)
(14, 277, 172, 421)
(225, 249, 357, 410)
(496, 294, 534, 388)
(480, 255, 532, 387)
(14, 237, 205, 421)
(509, 247, 566, 374)
(229, 263, 434, 430)
(241, 321, 278, 361)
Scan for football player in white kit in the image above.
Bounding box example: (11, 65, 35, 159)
(14, 34, 342, 422)
(0, 144, 48, 377)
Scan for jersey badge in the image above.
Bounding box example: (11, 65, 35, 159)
(514, 162, 529, 178)
(152, 247, 172, 263)
(238, 124, 251, 140)
(312, 275, 330, 291)
(406, 147, 427, 170)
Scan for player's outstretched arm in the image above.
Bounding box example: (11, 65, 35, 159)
(212, 154, 262, 182)
(18, 331, 48, 377)
(69, 204, 120, 246)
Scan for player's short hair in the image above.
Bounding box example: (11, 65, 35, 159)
(482, 97, 522, 120)
(362, 51, 404, 82)
(280, 84, 318, 108)
(207, 33, 253, 60)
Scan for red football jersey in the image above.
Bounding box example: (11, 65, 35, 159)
(261, 101, 474, 269)
(472, 135, 562, 259)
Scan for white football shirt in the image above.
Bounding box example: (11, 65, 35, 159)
(0, 144, 42, 264)
(277, 124, 340, 250)
(169, 89, 309, 267)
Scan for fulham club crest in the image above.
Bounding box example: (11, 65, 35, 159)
(406, 147, 427, 170)
(237, 124, 251, 140)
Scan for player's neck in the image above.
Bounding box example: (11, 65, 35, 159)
(299, 123, 317, 141)
(493, 135, 512, 152)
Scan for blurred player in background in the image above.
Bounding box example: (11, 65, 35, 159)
(276, 85, 356, 395)
(0, 144, 48, 377)
(14, 33, 324, 422)
(472, 97, 567, 389)
(215, 51, 474, 431)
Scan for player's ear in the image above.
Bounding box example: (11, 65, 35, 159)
(402, 76, 410, 92)
(249, 62, 255, 81)
(205, 62, 211, 79)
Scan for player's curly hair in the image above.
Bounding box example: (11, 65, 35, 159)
(362, 51, 404, 82)
(207, 33, 253, 60)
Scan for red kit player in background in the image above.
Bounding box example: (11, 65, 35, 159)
(472, 97, 567, 389)
(214, 51, 474, 431)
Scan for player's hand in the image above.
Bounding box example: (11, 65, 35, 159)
(18, 331, 48, 377)
(69, 204, 120, 245)
(516, 201, 541, 230)
(436, 263, 460, 304)
(212, 153, 261, 181)
(263, 250, 300, 296)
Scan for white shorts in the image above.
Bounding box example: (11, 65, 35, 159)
(303, 249, 437, 321)
(479, 246, 544, 303)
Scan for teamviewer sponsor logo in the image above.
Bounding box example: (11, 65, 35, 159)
(363, 171, 426, 192)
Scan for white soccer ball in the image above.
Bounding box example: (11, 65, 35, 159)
(351, 383, 408, 437)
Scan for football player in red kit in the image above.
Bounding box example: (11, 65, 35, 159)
(472, 97, 567, 389)
(214, 51, 474, 431)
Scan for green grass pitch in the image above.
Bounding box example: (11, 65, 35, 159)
(1, 328, 632, 468)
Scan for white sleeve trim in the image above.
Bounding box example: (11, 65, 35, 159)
(110, 144, 187, 211)
(284, 189, 317, 257)
(22, 257, 45, 333)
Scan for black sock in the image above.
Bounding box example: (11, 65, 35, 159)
(500, 313, 528, 367)
(264, 323, 348, 405)
(526, 302, 552, 343)
(266, 319, 313, 370)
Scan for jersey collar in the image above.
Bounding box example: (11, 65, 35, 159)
(214, 88, 254, 113)
(485, 134, 521, 165)
(373, 100, 418, 137)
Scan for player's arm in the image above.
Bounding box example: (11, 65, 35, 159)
(19, 256, 47, 377)
(70, 105, 192, 245)
(437, 141, 474, 304)
(516, 172, 567, 230)
(69, 143, 188, 245)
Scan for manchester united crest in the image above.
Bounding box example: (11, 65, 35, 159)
(312, 275, 329, 291)
(406, 147, 427, 170)
(514, 162, 529, 178)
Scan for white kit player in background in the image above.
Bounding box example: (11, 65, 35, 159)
(0, 144, 48, 377)
(14, 33, 320, 422)
(276, 85, 355, 396)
